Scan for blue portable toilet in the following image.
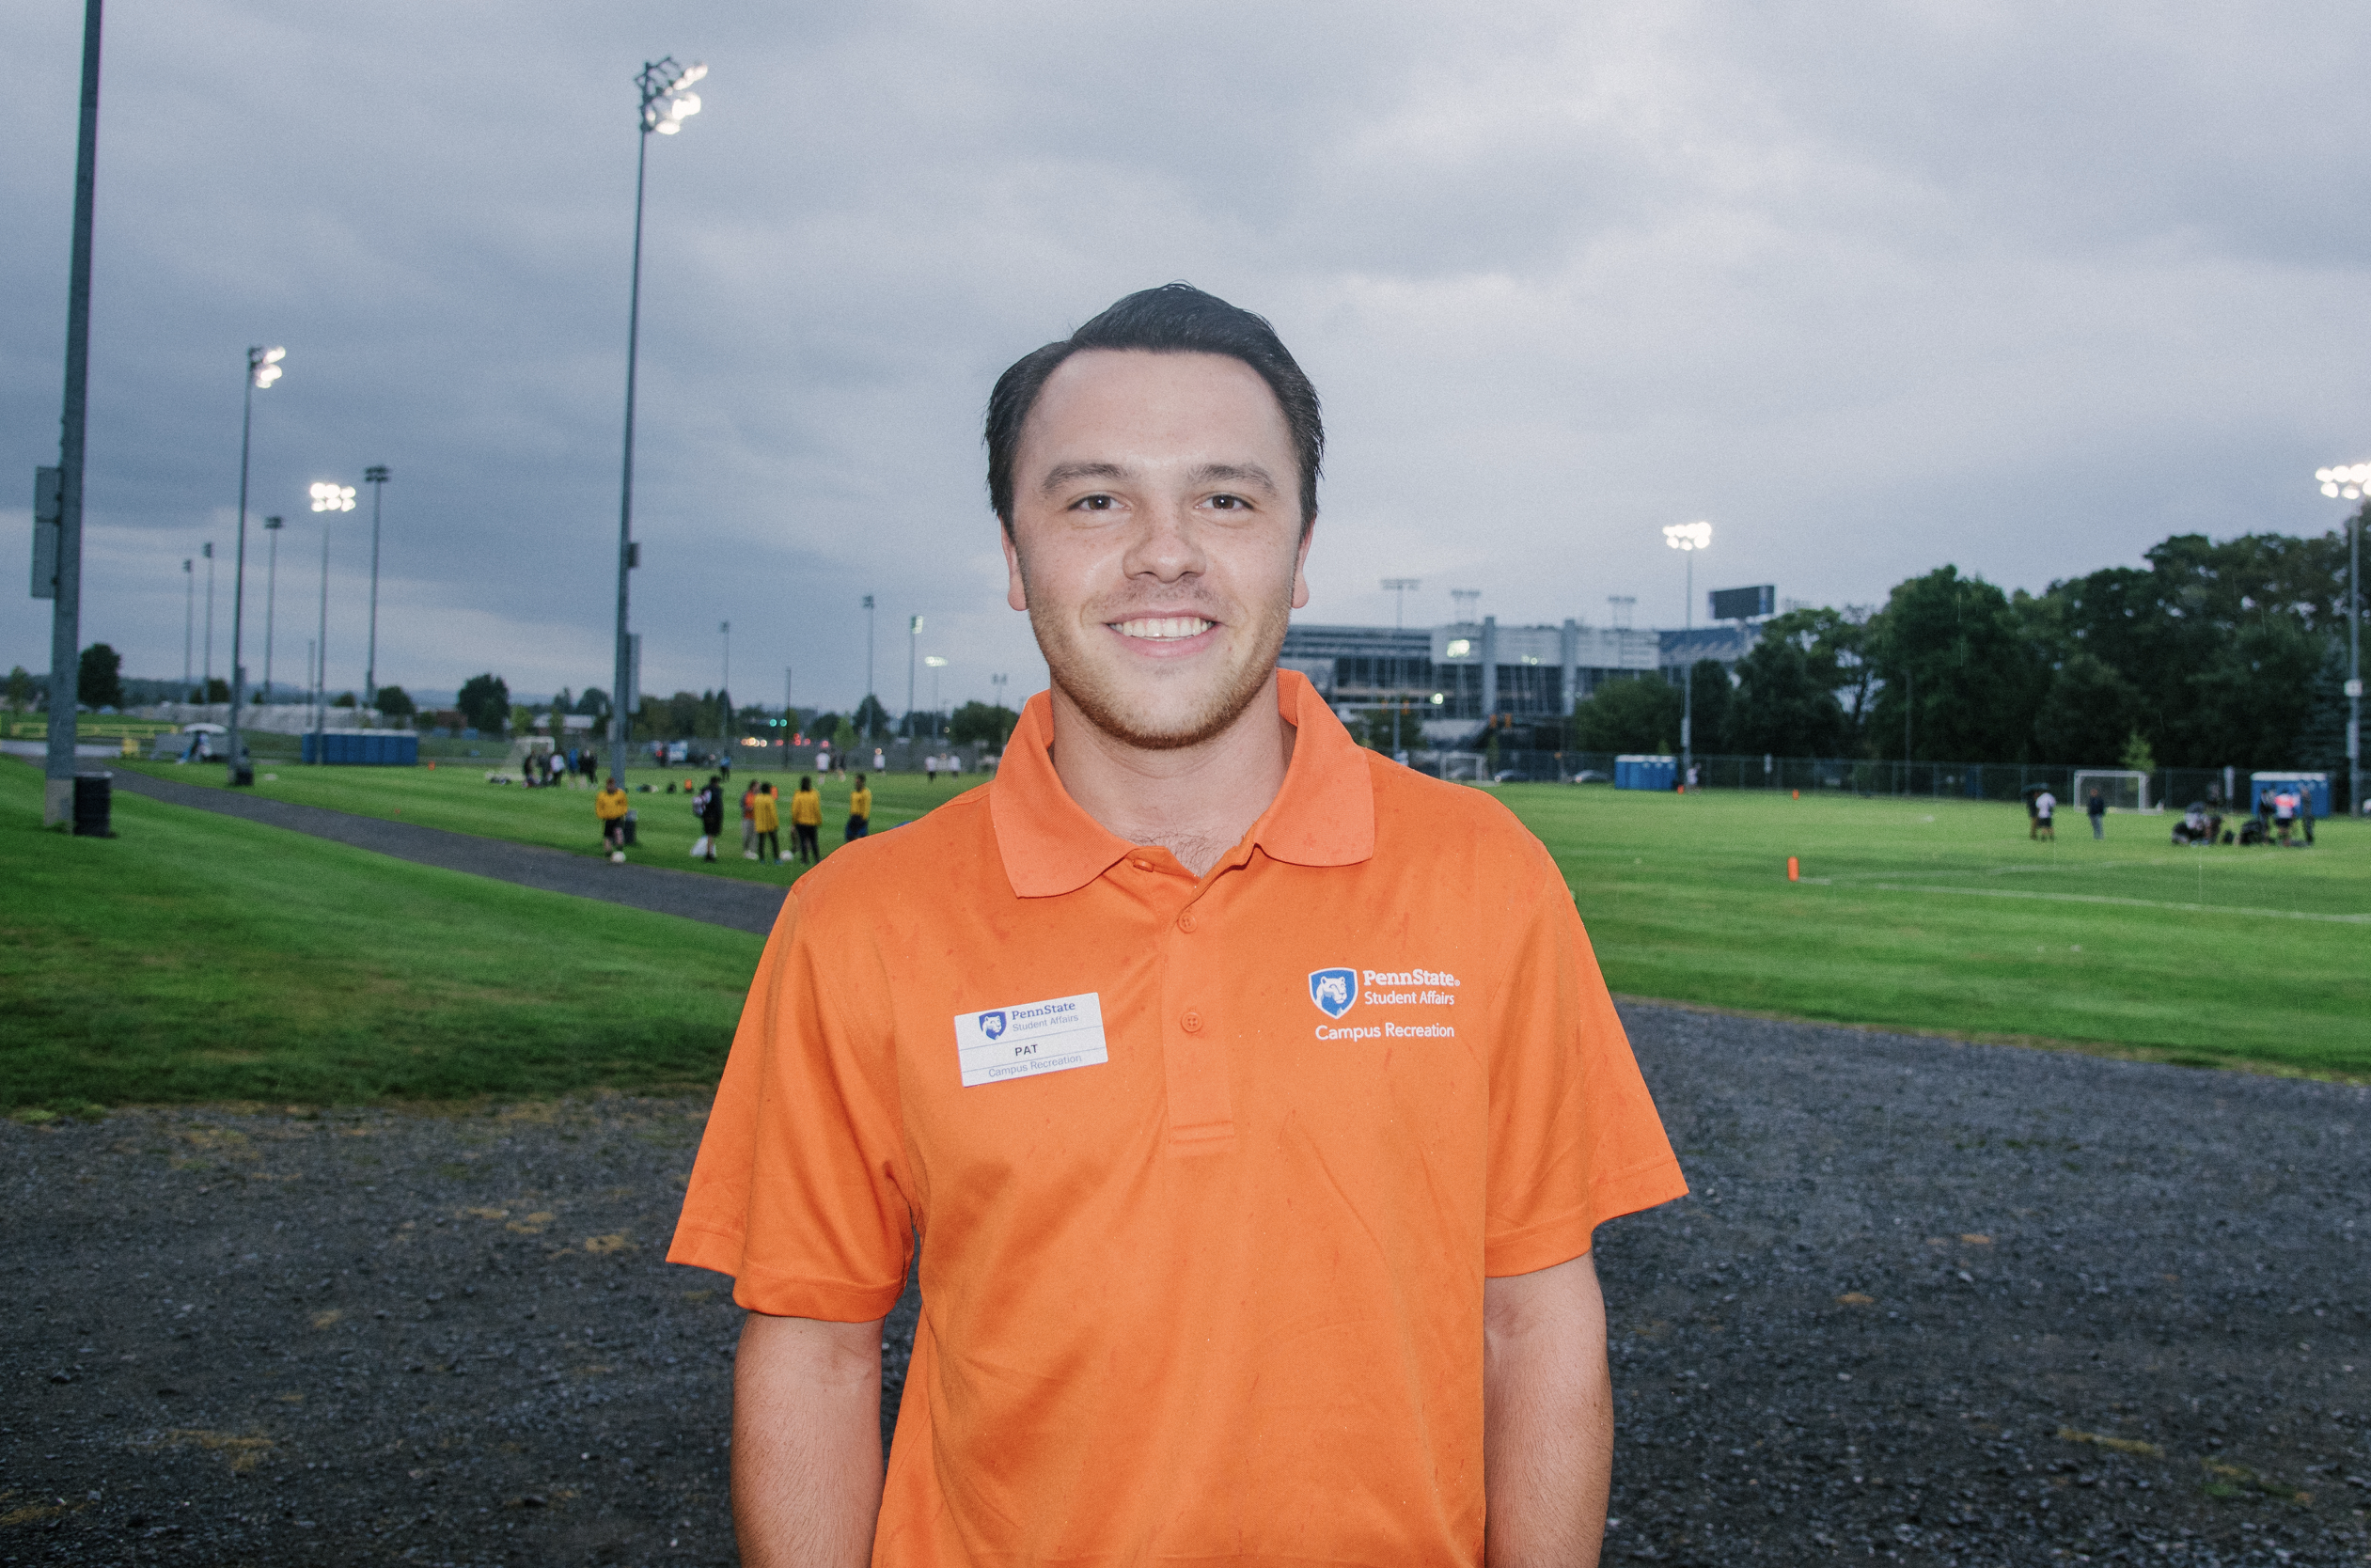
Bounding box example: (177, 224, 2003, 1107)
(1614, 754, 1677, 792)
(304, 731, 420, 766)
(2249, 772, 2330, 818)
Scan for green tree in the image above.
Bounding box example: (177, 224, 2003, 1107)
(207, 676, 231, 703)
(2294, 638, 2350, 774)
(1867, 566, 2049, 762)
(2032, 651, 2142, 764)
(573, 687, 612, 725)
(455, 673, 510, 733)
(332, 691, 356, 709)
(1573, 674, 1683, 753)
(375, 685, 416, 718)
(852, 694, 891, 739)
(806, 712, 841, 746)
(948, 701, 1019, 747)
(1684, 659, 1734, 755)
(77, 644, 123, 710)
(832, 716, 860, 754)
(1727, 627, 1850, 758)
(5, 666, 32, 711)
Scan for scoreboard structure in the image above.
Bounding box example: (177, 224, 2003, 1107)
(1709, 584, 1775, 621)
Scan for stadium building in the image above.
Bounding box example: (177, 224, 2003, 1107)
(1280, 615, 1759, 747)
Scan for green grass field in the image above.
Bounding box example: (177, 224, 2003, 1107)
(10, 758, 2364, 1113)
(0, 760, 762, 1111)
(113, 757, 952, 887)
(1496, 785, 2368, 1076)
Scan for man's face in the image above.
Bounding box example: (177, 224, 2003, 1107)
(1003, 349, 1311, 751)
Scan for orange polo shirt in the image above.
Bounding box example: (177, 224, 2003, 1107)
(669, 669, 1685, 1567)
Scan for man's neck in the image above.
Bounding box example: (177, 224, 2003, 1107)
(1045, 674, 1295, 878)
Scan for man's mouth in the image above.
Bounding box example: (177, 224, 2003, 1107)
(1111, 617, 1215, 641)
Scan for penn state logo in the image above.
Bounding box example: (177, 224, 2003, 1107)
(978, 1011, 1007, 1041)
(1308, 968, 1357, 1020)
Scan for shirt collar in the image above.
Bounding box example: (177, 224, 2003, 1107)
(989, 667, 1376, 898)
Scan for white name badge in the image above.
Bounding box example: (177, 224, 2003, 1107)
(953, 991, 1107, 1087)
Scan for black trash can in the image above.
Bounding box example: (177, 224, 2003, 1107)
(621, 809, 638, 848)
(72, 772, 113, 838)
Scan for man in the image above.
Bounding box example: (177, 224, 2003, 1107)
(752, 781, 782, 865)
(2033, 785, 2056, 840)
(595, 775, 631, 863)
(742, 779, 762, 860)
(788, 775, 824, 864)
(693, 774, 725, 862)
(670, 284, 1686, 1566)
(846, 772, 873, 839)
(2087, 785, 2107, 840)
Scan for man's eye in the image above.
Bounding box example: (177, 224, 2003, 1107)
(1072, 494, 1116, 511)
(1207, 494, 1248, 510)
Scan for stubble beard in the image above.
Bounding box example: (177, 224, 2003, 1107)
(1029, 590, 1293, 753)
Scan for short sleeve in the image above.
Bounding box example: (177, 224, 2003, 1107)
(667, 884, 914, 1320)
(1482, 851, 1688, 1277)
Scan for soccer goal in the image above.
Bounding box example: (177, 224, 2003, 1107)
(2072, 769, 2155, 813)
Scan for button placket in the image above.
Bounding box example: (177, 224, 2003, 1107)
(1158, 881, 1232, 1153)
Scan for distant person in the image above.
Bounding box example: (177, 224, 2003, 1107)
(752, 781, 781, 864)
(692, 774, 724, 862)
(596, 776, 631, 862)
(2273, 788, 2299, 847)
(2087, 786, 2107, 840)
(846, 772, 872, 840)
(872, 745, 886, 772)
(2032, 787, 2056, 841)
(816, 745, 832, 776)
(741, 780, 761, 860)
(789, 775, 823, 864)
(926, 756, 937, 784)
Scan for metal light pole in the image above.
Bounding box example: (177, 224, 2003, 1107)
(181, 558, 195, 703)
(225, 344, 285, 784)
(990, 671, 1010, 744)
(906, 615, 922, 738)
(39, 0, 102, 825)
(719, 619, 730, 745)
(610, 56, 707, 787)
(261, 515, 282, 702)
(1662, 521, 1711, 791)
(2314, 465, 2367, 814)
(863, 594, 877, 726)
(362, 464, 388, 714)
(309, 486, 351, 751)
(202, 541, 215, 705)
(925, 655, 948, 734)
(1381, 577, 1420, 754)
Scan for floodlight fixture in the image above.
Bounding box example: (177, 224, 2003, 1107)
(248, 345, 285, 388)
(638, 57, 708, 134)
(1662, 520, 1712, 552)
(2316, 463, 2371, 501)
(310, 481, 356, 512)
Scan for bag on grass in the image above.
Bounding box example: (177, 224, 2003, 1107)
(690, 834, 712, 857)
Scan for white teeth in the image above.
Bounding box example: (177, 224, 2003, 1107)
(1114, 617, 1214, 640)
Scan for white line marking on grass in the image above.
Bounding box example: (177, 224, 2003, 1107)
(1800, 880, 2371, 924)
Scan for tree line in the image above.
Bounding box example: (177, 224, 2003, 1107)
(1567, 523, 2358, 774)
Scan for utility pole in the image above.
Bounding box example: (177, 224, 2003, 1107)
(226, 344, 286, 785)
(182, 558, 195, 702)
(202, 542, 215, 705)
(907, 615, 922, 739)
(261, 516, 282, 703)
(39, 0, 102, 825)
(863, 594, 876, 727)
(719, 619, 730, 745)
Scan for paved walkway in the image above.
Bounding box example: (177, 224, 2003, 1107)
(102, 766, 788, 935)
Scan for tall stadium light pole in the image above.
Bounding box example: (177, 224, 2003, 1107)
(308, 482, 354, 745)
(261, 515, 283, 703)
(202, 541, 215, 704)
(2315, 464, 2368, 815)
(718, 619, 730, 744)
(1381, 577, 1421, 754)
(610, 56, 708, 786)
(863, 594, 877, 723)
(181, 558, 195, 703)
(39, 0, 102, 825)
(925, 655, 947, 733)
(1662, 520, 1711, 791)
(362, 465, 388, 714)
(906, 615, 922, 738)
(225, 344, 286, 785)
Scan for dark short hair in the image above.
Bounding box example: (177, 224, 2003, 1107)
(985, 284, 1323, 533)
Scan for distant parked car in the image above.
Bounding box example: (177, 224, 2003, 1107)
(1569, 769, 1609, 784)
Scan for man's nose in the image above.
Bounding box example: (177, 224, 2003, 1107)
(1123, 502, 1207, 582)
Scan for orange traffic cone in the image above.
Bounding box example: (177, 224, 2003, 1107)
(1787, 856, 1799, 882)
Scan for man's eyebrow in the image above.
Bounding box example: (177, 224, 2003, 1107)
(1040, 461, 1132, 493)
(1189, 463, 1280, 494)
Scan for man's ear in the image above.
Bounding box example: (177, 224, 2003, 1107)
(1001, 522, 1028, 613)
(1291, 516, 1315, 611)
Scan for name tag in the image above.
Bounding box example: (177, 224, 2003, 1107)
(953, 992, 1107, 1087)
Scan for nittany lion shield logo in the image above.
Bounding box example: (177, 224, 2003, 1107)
(978, 1011, 1007, 1041)
(1308, 968, 1358, 1020)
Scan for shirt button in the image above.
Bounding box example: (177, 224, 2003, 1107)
(1181, 1011, 1202, 1033)
(1131, 858, 1153, 872)
(1176, 910, 1197, 933)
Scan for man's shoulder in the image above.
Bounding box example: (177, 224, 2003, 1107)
(791, 784, 998, 913)
(1362, 753, 1557, 873)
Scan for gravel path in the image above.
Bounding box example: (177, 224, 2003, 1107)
(6, 1006, 2364, 1566)
(103, 768, 786, 935)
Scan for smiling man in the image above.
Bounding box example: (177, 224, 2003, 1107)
(669, 284, 1687, 1567)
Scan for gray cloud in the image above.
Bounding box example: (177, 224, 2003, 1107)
(5, 0, 2366, 712)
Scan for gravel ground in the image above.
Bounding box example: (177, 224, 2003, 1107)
(4, 1003, 2364, 1567)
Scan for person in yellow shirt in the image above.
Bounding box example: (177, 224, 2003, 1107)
(595, 776, 632, 862)
(788, 775, 824, 864)
(751, 781, 782, 864)
(846, 773, 873, 841)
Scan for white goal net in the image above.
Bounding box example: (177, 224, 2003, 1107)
(2072, 769, 2153, 813)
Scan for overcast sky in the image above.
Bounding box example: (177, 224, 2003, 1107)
(5, 1, 2367, 710)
